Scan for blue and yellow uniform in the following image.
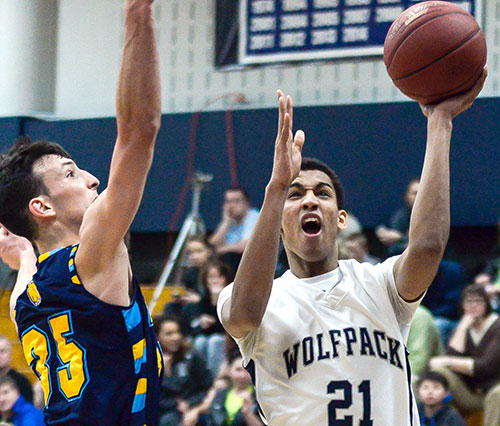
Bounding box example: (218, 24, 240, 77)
(15, 245, 162, 425)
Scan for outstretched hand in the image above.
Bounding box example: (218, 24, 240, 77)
(269, 90, 305, 190)
(420, 66, 487, 119)
(0, 224, 35, 270)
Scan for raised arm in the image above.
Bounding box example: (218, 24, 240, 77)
(220, 91, 305, 338)
(0, 225, 37, 323)
(76, 0, 161, 303)
(393, 70, 487, 301)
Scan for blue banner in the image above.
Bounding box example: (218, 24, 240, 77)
(239, 0, 483, 64)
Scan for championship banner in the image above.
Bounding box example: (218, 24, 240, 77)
(238, 0, 483, 64)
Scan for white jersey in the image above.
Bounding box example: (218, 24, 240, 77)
(217, 257, 422, 426)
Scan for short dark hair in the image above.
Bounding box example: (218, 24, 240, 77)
(199, 258, 234, 290)
(419, 371, 449, 390)
(461, 284, 493, 316)
(0, 375, 18, 391)
(225, 186, 250, 203)
(301, 157, 345, 210)
(0, 137, 71, 241)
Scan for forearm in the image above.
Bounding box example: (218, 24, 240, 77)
(409, 112, 451, 257)
(244, 411, 265, 426)
(209, 221, 231, 248)
(448, 318, 471, 353)
(218, 239, 248, 254)
(227, 184, 287, 336)
(10, 251, 37, 322)
(117, 1, 161, 139)
(447, 356, 474, 375)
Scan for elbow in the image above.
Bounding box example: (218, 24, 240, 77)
(409, 233, 448, 259)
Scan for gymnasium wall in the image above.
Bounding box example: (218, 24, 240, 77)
(0, 0, 498, 233)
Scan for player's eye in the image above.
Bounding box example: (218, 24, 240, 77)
(66, 170, 75, 178)
(318, 190, 330, 197)
(288, 192, 301, 199)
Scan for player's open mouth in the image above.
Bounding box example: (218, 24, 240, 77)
(301, 216, 322, 236)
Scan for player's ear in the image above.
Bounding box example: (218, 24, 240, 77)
(29, 196, 56, 220)
(337, 210, 348, 230)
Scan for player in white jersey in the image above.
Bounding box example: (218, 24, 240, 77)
(217, 69, 487, 426)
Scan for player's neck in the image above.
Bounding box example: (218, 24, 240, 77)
(36, 226, 80, 256)
(289, 256, 339, 279)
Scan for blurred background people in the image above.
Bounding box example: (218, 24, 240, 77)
(0, 338, 32, 404)
(154, 315, 213, 426)
(209, 187, 259, 275)
(417, 371, 466, 426)
(0, 376, 43, 426)
(430, 284, 500, 425)
(376, 178, 419, 256)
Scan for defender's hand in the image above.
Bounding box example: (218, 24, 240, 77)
(0, 224, 34, 270)
(269, 90, 305, 190)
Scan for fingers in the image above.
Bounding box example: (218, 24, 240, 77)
(294, 130, 305, 153)
(277, 90, 284, 135)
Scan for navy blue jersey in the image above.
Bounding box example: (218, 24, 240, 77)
(15, 245, 162, 426)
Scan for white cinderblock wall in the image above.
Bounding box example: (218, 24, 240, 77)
(0, 0, 497, 118)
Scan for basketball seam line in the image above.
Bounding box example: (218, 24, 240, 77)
(402, 56, 485, 98)
(386, 11, 475, 71)
(392, 27, 481, 81)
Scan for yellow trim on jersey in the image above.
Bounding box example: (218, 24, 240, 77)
(38, 252, 50, 263)
(136, 378, 147, 395)
(133, 339, 146, 361)
(71, 275, 81, 285)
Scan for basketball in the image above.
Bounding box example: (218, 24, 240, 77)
(384, 1, 487, 104)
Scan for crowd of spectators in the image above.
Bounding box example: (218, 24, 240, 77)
(0, 180, 498, 425)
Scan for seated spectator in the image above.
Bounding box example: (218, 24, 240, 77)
(421, 259, 468, 345)
(376, 178, 419, 256)
(430, 284, 500, 425)
(164, 236, 214, 323)
(189, 259, 233, 378)
(417, 371, 466, 426)
(342, 232, 380, 265)
(154, 314, 213, 426)
(209, 187, 259, 274)
(408, 305, 443, 393)
(0, 376, 44, 426)
(0, 337, 32, 404)
(182, 236, 215, 294)
(205, 353, 264, 426)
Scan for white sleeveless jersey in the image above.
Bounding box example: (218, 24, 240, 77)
(217, 256, 422, 426)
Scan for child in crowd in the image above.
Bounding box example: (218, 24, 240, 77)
(418, 371, 466, 426)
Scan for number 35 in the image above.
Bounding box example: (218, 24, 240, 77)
(327, 380, 373, 425)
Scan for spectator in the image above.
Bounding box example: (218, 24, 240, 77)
(205, 353, 263, 426)
(407, 305, 444, 393)
(417, 371, 466, 426)
(154, 314, 213, 426)
(0, 376, 44, 426)
(0, 338, 32, 404)
(430, 284, 500, 425)
(342, 232, 380, 265)
(376, 178, 419, 256)
(421, 259, 468, 345)
(209, 187, 259, 274)
(190, 259, 233, 378)
(182, 236, 215, 294)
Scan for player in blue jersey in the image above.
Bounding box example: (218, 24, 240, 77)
(0, 0, 162, 424)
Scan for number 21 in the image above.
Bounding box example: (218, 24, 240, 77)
(327, 380, 373, 425)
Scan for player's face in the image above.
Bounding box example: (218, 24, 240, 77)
(157, 321, 183, 354)
(281, 170, 347, 263)
(0, 340, 11, 370)
(418, 381, 447, 407)
(0, 383, 18, 413)
(34, 155, 100, 230)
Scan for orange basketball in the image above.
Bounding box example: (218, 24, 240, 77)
(384, 1, 486, 104)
